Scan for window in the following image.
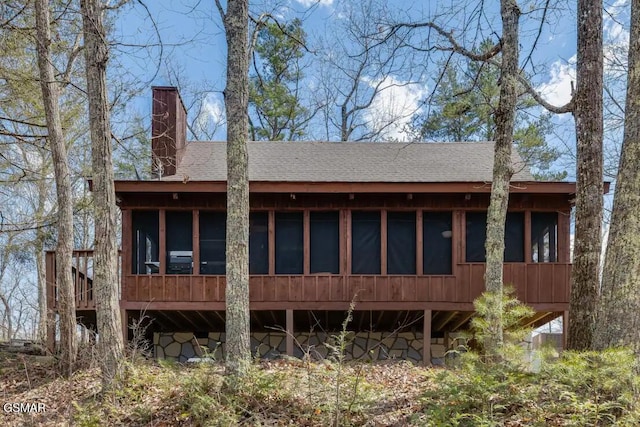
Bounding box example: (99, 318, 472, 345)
(199, 212, 225, 274)
(310, 211, 340, 274)
(387, 212, 416, 274)
(465, 212, 486, 262)
(504, 212, 524, 262)
(131, 210, 159, 274)
(465, 211, 524, 262)
(249, 212, 269, 274)
(531, 212, 558, 262)
(423, 212, 452, 274)
(352, 211, 381, 274)
(166, 211, 193, 274)
(275, 212, 303, 274)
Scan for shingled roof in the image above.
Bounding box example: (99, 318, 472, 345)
(160, 141, 535, 183)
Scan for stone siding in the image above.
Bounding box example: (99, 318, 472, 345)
(154, 331, 447, 364)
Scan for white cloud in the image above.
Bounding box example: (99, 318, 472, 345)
(294, 0, 334, 7)
(195, 93, 225, 139)
(363, 76, 425, 141)
(537, 56, 576, 107)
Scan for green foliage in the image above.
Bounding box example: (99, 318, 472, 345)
(249, 19, 310, 141)
(416, 349, 640, 426)
(412, 40, 566, 180)
(471, 286, 535, 366)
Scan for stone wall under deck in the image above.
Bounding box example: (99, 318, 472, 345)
(154, 331, 448, 364)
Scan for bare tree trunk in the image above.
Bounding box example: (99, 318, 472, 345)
(34, 0, 77, 377)
(217, 0, 251, 376)
(35, 176, 48, 345)
(593, 0, 640, 352)
(482, 0, 520, 359)
(568, 0, 603, 350)
(80, 0, 124, 389)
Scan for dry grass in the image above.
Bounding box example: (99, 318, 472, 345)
(2, 349, 640, 426)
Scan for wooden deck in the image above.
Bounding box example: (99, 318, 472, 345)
(46, 251, 570, 312)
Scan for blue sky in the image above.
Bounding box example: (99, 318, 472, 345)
(110, 0, 631, 180)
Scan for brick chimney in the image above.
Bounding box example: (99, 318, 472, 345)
(151, 86, 187, 177)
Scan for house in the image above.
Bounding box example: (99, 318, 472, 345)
(46, 86, 579, 364)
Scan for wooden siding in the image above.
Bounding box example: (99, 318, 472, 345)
(47, 250, 570, 312)
(119, 263, 570, 309)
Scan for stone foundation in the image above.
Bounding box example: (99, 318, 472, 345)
(154, 331, 447, 364)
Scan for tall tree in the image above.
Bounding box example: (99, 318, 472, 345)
(80, 0, 124, 388)
(249, 19, 309, 141)
(216, 0, 251, 376)
(567, 0, 604, 350)
(481, 0, 520, 359)
(414, 47, 566, 180)
(593, 0, 640, 352)
(315, 0, 417, 141)
(34, 0, 77, 376)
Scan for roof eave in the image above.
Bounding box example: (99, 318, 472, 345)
(113, 180, 580, 194)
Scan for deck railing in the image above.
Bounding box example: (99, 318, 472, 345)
(46, 250, 121, 310)
(46, 251, 571, 310)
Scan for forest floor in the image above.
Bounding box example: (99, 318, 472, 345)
(1, 348, 639, 426)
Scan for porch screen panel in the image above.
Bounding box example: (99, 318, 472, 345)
(504, 212, 524, 262)
(387, 212, 416, 274)
(423, 211, 452, 274)
(466, 212, 487, 262)
(249, 212, 269, 274)
(199, 212, 226, 274)
(166, 211, 193, 274)
(131, 210, 159, 274)
(275, 212, 303, 274)
(531, 212, 558, 262)
(352, 211, 381, 274)
(310, 211, 340, 274)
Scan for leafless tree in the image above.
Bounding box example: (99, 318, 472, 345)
(566, 0, 604, 350)
(215, 0, 252, 376)
(80, 0, 124, 389)
(34, 0, 78, 376)
(593, 0, 640, 353)
(313, 0, 421, 141)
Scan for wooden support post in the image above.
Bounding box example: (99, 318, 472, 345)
(286, 309, 294, 357)
(346, 210, 352, 274)
(193, 210, 200, 274)
(562, 310, 569, 350)
(159, 210, 166, 274)
(46, 310, 56, 354)
(303, 210, 310, 275)
(524, 210, 532, 262)
(381, 210, 387, 275)
(121, 309, 128, 345)
(268, 211, 275, 275)
(423, 309, 432, 366)
(416, 210, 423, 275)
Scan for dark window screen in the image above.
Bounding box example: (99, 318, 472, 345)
(199, 212, 226, 274)
(466, 212, 525, 262)
(423, 212, 452, 274)
(466, 212, 487, 262)
(531, 212, 558, 262)
(166, 211, 193, 274)
(310, 211, 340, 274)
(250, 212, 269, 274)
(387, 212, 416, 274)
(275, 212, 303, 274)
(352, 211, 381, 274)
(132, 211, 159, 274)
(505, 212, 524, 262)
